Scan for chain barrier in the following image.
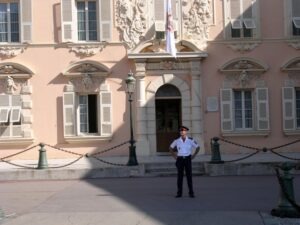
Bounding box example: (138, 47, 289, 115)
(0, 141, 131, 169)
(217, 137, 300, 162)
(274, 167, 300, 213)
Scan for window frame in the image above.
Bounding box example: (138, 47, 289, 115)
(0, 95, 22, 138)
(233, 89, 254, 130)
(0, 1, 20, 43)
(224, 0, 260, 40)
(76, 0, 98, 42)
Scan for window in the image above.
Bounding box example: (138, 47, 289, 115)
(0, 94, 22, 138)
(0, 2, 19, 43)
(225, 0, 258, 39)
(282, 87, 300, 132)
(77, 0, 97, 41)
(220, 88, 269, 134)
(296, 90, 300, 128)
(61, 0, 112, 42)
(63, 91, 112, 140)
(233, 90, 253, 129)
(292, 0, 300, 37)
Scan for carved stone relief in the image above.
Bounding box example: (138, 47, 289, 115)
(68, 43, 107, 56)
(0, 45, 27, 57)
(224, 71, 260, 88)
(69, 76, 105, 93)
(182, 0, 212, 49)
(226, 41, 261, 53)
(146, 61, 190, 70)
(287, 40, 300, 50)
(116, 0, 147, 49)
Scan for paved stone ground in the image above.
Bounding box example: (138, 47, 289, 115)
(0, 176, 299, 225)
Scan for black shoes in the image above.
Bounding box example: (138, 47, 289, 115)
(189, 193, 195, 198)
(175, 194, 182, 198)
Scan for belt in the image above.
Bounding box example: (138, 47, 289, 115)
(177, 155, 191, 159)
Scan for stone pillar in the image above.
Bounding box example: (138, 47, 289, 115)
(190, 60, 204, 154)
(135, 61, 150, 156)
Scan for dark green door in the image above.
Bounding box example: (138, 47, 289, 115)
(155, 99, 181, 153)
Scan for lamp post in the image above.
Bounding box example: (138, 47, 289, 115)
(125, 71, 138, 166)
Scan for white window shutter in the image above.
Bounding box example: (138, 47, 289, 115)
(154, 0, 166, 29)
(99, 0, 112, 41)
(0, 108, 10, 123)
(243, 0, 253, 19)
(10, 107, 21, 123)
(100, 91, 112, 136)
(63, 92, 76, 136)
(0, 95, 10, 107)
(61, 0, 75, 42)
(256, 88, 269, 131)
(282, 87, 296, 131)
(20, 0, 32, 42)
(220, 89, 233, 132)
(230, 0, 241, 20)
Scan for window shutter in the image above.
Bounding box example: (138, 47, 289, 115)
(256, 88, 269, 130)
(292, 0, 300, 17)
(0, 95, 10, 106)
(61, 0, 75, 42)
(63, 92, 76, 136)
(100, 91, 112, 136)
(154, 0, 166, 32)
(282, 87, 296, 131)
(0, 108, 10, 123)
(230, 0, 241, 20)
(20, 0, 32, 42)
(10, 108, 21, 123)
(220, 89, 233, 132)
(99, 0, 112, 41)
(243, 0, 253, 18)
(171, 0, 178, 32)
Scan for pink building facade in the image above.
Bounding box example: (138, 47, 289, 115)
(0, 0, 299, 160)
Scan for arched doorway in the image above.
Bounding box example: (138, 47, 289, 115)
(155, 84, 181, 153)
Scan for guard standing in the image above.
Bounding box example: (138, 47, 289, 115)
(169, 126, 200, 198)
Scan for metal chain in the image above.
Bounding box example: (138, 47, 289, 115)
(0, 158, 36, 169)
(43, 143, 84, 156)
(270, 150, 300, 161)
(47, 155, 84, 169)
(270, 139, 300, 151)
(274, 168, 300, 213)
(218, 137, 261, 151)
(87, 141, 129, 157)
(223, 150, 261, 163)
(90, 155, 127, 167)
(0, 144, 39, 160)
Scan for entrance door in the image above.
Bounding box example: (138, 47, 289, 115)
(156, 99, 181, 153)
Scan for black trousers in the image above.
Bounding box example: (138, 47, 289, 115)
(175, 155, 194, 195)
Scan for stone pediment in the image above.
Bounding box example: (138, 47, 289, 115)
(281, 57, 300, 72)
(63, 60, 110, 77)
(0, 63, 34, 78)
(220, 57, 268, 74)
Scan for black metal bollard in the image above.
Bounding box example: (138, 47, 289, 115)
(37, 143, 48, 169)
(209, 137, 224, 164)
(271, 162, 300, 218)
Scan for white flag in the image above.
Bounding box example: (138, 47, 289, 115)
(166, 0, 176, 57)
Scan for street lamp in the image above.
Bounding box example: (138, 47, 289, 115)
(125, 71, 138, 166)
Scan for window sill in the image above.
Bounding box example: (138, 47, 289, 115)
(283, 130, 300, 136)
(64, 135, 112, 144)
(222, 131, 270, 137)
(0, 137, 34, 145)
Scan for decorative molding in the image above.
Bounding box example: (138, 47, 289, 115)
(226, 41, 261, 53)
(224, 71, 260, 88)
(116, 0, 147, 49)
(281, 57, 300, 71)
(146, 61, 190, 71)
(68, 43, 107, 56)
(0, 45, 27, 57)
(182, 0, 212, 49)
(287, 40, 300, 50)
(63, 61, 110, 77)
(220, 57, 268, 73)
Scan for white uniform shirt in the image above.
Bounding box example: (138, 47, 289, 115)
(170, 137, 199, 156)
